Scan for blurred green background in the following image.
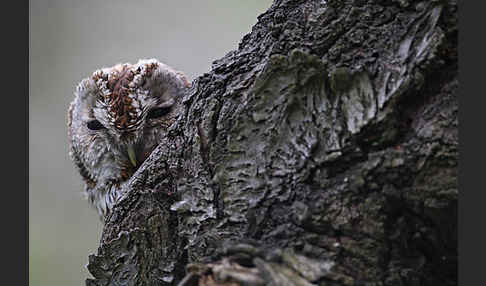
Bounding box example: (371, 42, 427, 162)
(29, 1, 272, 285)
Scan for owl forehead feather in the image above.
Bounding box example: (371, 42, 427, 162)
(88, 59, 162, 130)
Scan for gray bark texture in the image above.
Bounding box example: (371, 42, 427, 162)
(86, 0, 458, 285)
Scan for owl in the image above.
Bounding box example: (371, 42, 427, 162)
(68, 59, 190, 219)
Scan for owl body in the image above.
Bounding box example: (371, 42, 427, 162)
(68, 59, 189, 219)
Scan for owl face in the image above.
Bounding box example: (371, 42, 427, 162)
(68, 59, 189, 216)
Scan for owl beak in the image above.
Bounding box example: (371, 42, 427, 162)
(127, 145, 138, 167)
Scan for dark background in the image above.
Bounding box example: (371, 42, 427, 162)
(29, 1, 272, 284)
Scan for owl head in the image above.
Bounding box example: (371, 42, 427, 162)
(68, 59, 189, 214)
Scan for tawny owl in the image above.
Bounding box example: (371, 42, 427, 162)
(67, 59, 189, 219)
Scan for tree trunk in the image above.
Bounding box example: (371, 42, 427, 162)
(86, 0, 458, 285)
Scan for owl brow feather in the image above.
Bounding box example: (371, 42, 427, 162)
(98, 63, 161, 130)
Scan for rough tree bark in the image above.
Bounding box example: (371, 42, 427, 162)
(86, 0, 458, 285)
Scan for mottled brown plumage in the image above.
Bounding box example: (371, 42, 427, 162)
(68, 59, 189, 219)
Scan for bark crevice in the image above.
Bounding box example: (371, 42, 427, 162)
(86, 0, 457, 285)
